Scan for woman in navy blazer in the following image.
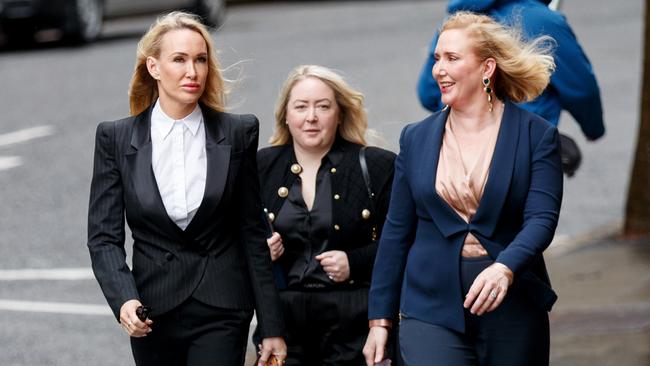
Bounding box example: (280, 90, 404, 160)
(364, 12, 562, 366)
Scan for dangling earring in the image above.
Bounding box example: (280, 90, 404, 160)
(483, 77, 493, 112)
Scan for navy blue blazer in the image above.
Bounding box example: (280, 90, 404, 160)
(368, 99, 563, 333)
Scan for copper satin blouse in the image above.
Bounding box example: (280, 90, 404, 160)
(435, 115, 501, 246)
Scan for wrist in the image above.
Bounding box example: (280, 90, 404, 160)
(369, 319, 393, 330)
(493, 262, 514, 284)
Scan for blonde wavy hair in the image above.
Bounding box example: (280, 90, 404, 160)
(270, 65, 368, 146)
(441, 11, 556, 102)
(128, 11, 226, 116)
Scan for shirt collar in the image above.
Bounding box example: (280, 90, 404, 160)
(323, 134, 348, 166)
(152, 100, 203, 140)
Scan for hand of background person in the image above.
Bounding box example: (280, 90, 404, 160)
(119, 299, 153, 337)
(363, 326, 389, 366)
(266, 232, 284, 261)
(315, 250, 350, 282)
(463, 262, 513, 316)
(258, 337, 287, 366)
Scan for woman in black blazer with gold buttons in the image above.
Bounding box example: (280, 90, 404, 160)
(255, 65, 396, 365)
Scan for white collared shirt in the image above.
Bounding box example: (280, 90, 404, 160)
(151, 100, 207, 230)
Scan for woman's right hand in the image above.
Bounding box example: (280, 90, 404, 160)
(363, 326, 389, 366)
(119, 299, 153, 337)
(267, 232, 284, 261)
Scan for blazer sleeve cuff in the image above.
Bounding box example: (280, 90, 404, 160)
(346, 243, 377, 282)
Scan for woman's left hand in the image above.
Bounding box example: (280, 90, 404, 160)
(258, 337, 287, 366)
(315, 250, 350, 282)
(464, 262, 513, 316)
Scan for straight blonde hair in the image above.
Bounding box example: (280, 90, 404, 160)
(270, 65, 368, 146)
(128, 11, 226, 116)
(441, 11, 556, 102)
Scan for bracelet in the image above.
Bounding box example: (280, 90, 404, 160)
(369, 319, 393, 329)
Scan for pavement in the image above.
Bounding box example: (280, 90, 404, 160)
(547, 234, 650, 366)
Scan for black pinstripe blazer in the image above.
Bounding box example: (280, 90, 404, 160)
(87, 104, 284, 337)
(257, 138, 396, 286)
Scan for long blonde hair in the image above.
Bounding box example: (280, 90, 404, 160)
(128, 11, 226, 116)
(270, 65, 368, 146)
(441, 11, 556, 102)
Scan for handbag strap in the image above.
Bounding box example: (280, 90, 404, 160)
(359, 147, 374, 204)
(359, 146, 378, 241)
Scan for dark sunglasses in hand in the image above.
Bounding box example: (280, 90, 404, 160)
(136, 305, 151, 321)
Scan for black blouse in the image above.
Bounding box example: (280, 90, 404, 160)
(275, 158, 333, 289)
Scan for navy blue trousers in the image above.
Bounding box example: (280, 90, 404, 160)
(399, 256, 549, 366)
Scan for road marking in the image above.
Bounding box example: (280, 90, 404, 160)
(0, 125, 55, 147)
(0, 299, 112, 316)
(0, 156, 22, 171)
(0, 267, 95, 281)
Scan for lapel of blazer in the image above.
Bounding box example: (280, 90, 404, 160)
(419, 109, 469, 238)
(184, 107, 230, 237)
(260, 144, 299, 218)
(470, 99, 519, 238)
(125, 106, 185, 241)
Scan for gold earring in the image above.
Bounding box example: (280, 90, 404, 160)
(483, 77, 493, 112)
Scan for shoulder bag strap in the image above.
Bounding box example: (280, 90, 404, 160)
(359, 146, 378, 241)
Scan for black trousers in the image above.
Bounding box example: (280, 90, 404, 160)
(279, 288, 369, 366)
(130, 297, 253, 366)
(399, 256, 550, 366)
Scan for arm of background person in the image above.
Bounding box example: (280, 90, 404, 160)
(416, 32, 445, 113)
(525, 8, 605, 140)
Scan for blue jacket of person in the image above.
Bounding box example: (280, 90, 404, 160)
(416, 0, 605, 140)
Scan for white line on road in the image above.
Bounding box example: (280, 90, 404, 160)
(0, 125, 55, 147)
(0, 267, 95, 281)
(0, 299, 112, 316)
(0, 156, 23, 171)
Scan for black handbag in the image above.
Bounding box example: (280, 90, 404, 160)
(559, 133, 582, 177)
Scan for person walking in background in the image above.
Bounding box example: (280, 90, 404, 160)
(364, 12, 562, 365)
(87, 12, 286, 366)
(257, 65, 397, 365)
(417, 0, 605, 175)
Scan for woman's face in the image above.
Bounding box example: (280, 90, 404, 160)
(286, 77, 340, 153)
(147, 28, 208, 116)
(432, 28, 486, 109)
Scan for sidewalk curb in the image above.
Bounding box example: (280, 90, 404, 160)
(547, 219, 623, 258)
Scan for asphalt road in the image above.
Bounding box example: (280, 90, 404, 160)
(0, 0, 644, 364)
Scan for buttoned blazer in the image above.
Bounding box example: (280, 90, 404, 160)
(368, 100, 563, 333)
(257, 138, 396, 285)
(87, 104, 284, 337)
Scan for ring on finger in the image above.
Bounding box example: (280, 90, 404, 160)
(489, 290, 498, 299)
